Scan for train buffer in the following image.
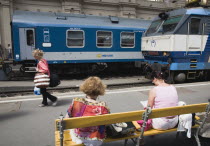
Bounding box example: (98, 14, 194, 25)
(55, 101, 210, 146)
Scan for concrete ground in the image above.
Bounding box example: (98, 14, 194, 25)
(0, 80, 210, 146)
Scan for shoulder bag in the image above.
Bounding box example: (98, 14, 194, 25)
(49, 73, 60, 87)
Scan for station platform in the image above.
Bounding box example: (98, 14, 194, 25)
(0, 76, 150, 93)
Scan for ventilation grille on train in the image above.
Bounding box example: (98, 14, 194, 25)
(190, 59, 197, 68)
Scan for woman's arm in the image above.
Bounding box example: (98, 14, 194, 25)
(148, 88, 156, 108)
(65, 103, 74, 118)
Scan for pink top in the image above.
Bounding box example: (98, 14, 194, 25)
(153, 85, 178, 109)
(37, 59, 50, 76)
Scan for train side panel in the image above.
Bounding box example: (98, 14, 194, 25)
(142, 7, 210, 83)
(35, 26, 144, 64)
(10, 10, 151, 75)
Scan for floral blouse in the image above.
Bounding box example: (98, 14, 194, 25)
(67, 97, 110, 141)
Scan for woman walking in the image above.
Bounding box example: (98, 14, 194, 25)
(33, 49, 58, 107)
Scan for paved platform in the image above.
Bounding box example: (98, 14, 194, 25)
(0, 76, 150, 93)
(0, 80, 210, 145)
(0, 102, 21, 113)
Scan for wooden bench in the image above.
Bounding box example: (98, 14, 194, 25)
(55, 102, 210, 146)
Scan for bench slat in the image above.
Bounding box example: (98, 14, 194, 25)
(149, 103, 207, 119)
(55, 110, 145, 130)
(55, 103, 207, 130)
(55, 125, 200, 146)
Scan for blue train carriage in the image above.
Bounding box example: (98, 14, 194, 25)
(12, 10, 150, 74)
(142, 7, 210, 83)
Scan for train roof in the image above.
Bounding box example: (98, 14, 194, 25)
(186, 7, 210, 15)
(13, 10, 151, 30)
(169, 7, 210, 16)
(152, 7, 210, 21)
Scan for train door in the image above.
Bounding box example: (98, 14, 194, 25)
(186, 17, 203, 55)
(19, 28, 35, 60)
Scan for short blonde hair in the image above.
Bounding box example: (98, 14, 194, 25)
(80, 76, 106, 98)
(32, 49, 44, 59)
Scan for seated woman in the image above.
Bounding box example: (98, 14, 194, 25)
(148, 71, 178, 130)
(65, 76, 110, 146)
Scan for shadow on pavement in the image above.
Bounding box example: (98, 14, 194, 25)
(0, 111, 30, 122)
(56, 98, 73, 107)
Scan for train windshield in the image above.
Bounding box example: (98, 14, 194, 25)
(146, 19, 163, 35)
(162, 16, 183, 33)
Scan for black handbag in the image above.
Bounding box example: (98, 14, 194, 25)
(49, 73, 60, 87)
(106, 122, 136, 138)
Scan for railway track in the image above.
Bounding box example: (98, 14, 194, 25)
(0, 67, 149, 97)
(1, 70, 208, 98)
(0, 78, 152, 97)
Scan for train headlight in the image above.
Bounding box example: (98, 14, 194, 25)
(142, 51, 148, 56)
(163, 52, 170, 56)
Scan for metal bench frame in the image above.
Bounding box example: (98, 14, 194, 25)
(55, 101, 210, 146)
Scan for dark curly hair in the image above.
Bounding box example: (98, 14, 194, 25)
(151, 71, 167, 80)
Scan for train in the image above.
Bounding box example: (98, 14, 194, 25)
(142, 6, 210, 83)
(0, 10, 151, 79)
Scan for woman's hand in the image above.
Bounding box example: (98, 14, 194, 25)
(65, 113, 70, 118)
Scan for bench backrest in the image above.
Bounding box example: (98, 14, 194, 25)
(55, 103, 208, 131)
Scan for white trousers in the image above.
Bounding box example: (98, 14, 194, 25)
(152, 116, 178, 130)
(82, 139, 103, 146)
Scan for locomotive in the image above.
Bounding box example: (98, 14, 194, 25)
(2, 10, 150, 77)
(142, 6, 210, 83)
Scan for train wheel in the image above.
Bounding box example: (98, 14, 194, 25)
(89, 64, 99, 75)
(204, 71, 210, 81)
(97, 63, 107, 71)
(3, 64, 12, 74)
(167, 71, 174, 84)
(174, 72, 186, 83)
(7, 71, 16, 81)
(20, 65, 26, 73)
(143, 64, 152, 79)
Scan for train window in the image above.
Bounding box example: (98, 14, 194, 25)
(26, 30, 34, 46)
(121, 32, 135, 48)
(190, 18, 201, 34)
(67, 30, 84, 47)
(162, 16, 182, 33)
(146, 19, 163, 35)
(97, 31, 112, 47)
